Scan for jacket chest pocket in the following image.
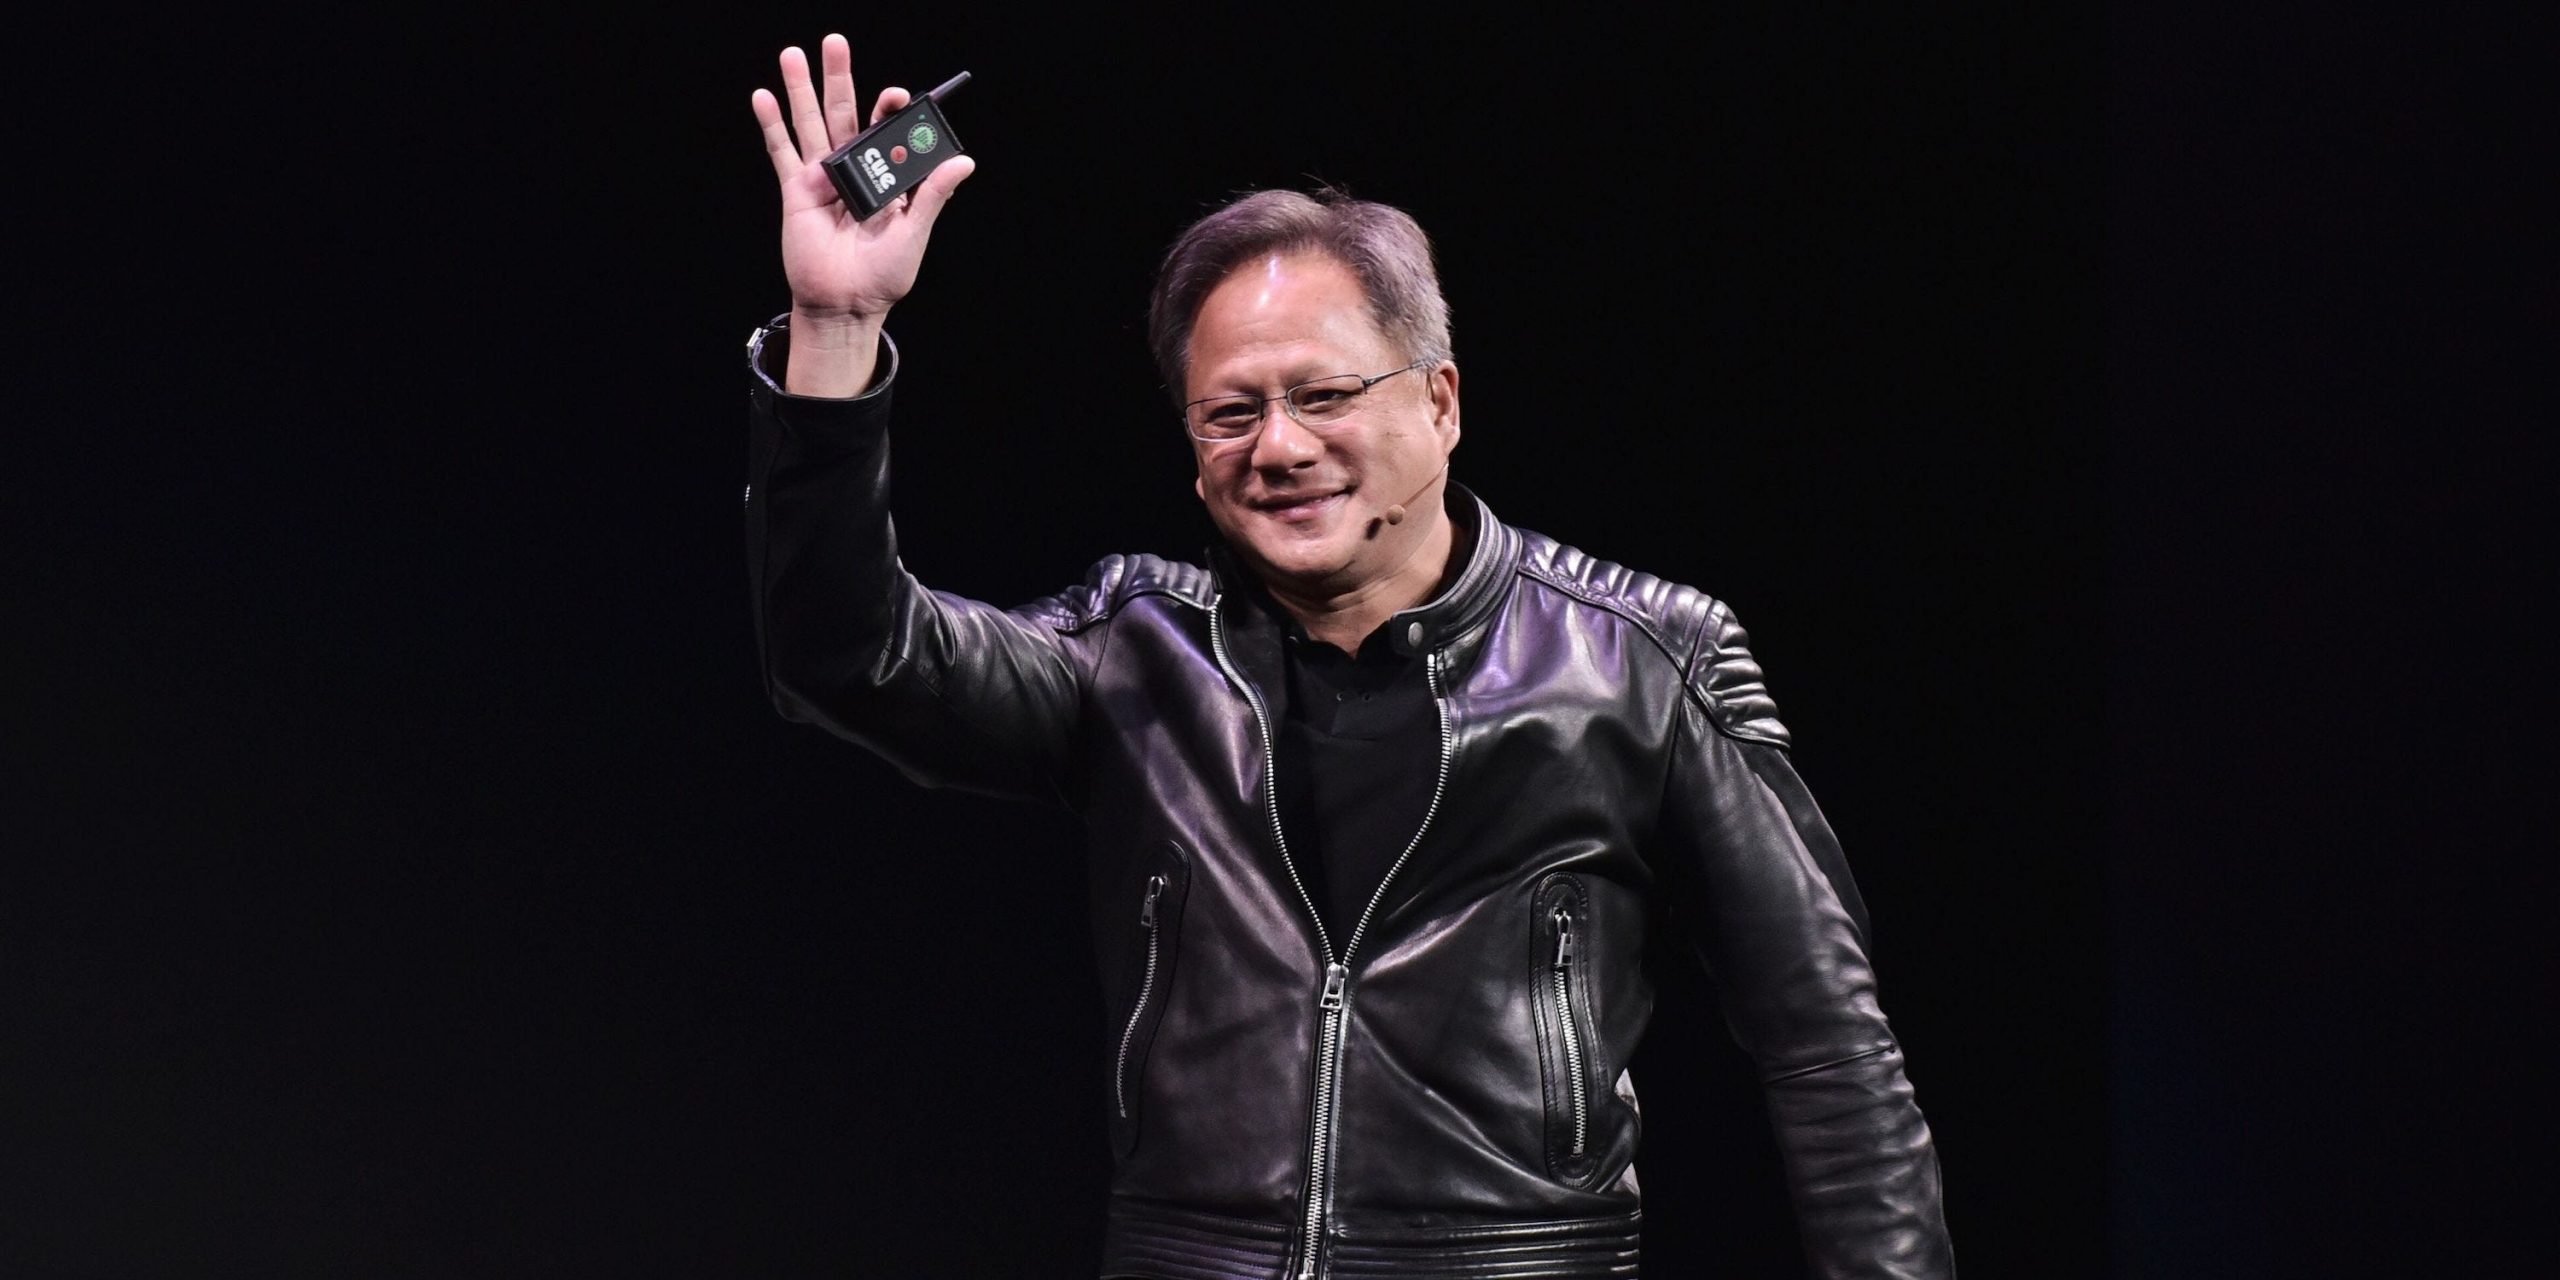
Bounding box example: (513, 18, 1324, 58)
(1111, 841, 1190, 1158)
(1531, 874, 1605, 1185)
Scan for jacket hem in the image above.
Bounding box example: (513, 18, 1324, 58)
(1102, 1197, 1642, 1279)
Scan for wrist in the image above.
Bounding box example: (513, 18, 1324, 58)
(782, 307, 886, 397)
(787, 304, 883, 347)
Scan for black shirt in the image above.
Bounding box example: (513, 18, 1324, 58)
(1270, 617, 1440, 945)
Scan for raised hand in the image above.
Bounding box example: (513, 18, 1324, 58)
(751, 34, 976, 396)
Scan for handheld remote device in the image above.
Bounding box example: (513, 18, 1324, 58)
(821, 72, 972, 218)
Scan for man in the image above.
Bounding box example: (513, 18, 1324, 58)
(744, 36, 1954, 1280)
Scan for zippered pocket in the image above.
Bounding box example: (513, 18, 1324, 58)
(1532, 874, 1602, 1184)
(1115, 872, 1169, 1120)
(1110, 842, 1189, 1158)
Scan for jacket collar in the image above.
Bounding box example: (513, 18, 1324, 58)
(1207, 482, 1521, 662)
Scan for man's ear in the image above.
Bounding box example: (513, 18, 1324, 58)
(1430, 360, 1462, 451)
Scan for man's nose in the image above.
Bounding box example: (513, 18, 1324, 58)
(1248, 401, 1321, 471)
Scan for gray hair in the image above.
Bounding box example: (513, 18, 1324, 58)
(1146, 188, 1453, 404)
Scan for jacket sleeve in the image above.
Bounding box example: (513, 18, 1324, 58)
(743, 319, 1089, 802)
(1654, 600, 1956, 1279)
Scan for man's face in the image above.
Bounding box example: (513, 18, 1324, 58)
(1185, 252, 1460, 596)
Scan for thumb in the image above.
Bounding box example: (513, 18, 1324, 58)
(904, 155, 977, 226)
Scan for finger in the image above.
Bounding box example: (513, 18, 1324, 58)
(870, 86, 911, 126)
(901, 154, 976, 230)
(750, 89, 802, 184)
(778, 46, 829, 163)
(821, 34, 861, 150)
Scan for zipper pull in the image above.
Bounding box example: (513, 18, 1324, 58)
(1140, 874, 1168, 928)
(1319, 962, 1350, 1011)
(1552, 908, 1577, 968)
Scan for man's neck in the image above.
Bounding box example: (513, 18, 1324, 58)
(1264, 509, 1470, 655)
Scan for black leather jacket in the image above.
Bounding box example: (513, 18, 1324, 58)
(744, 325, 1954, 1279)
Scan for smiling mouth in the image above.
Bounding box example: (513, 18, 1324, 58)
(1254, 490, 1349, 522)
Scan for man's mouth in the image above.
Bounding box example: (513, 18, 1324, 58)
(1253, 489, 1349, 523)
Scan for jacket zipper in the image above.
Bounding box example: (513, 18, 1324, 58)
(1210, 601, 1453, 1280)
(1551, 906, 1590, 1159)
(1208, 603, 1333, 958)
(1116, 873, 1170, 1120)
(1303, 960, 1351, 1280)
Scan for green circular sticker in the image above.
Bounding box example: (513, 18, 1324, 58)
(906, 123, 939, 154)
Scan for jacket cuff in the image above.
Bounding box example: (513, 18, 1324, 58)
(746, 312, 899, 439)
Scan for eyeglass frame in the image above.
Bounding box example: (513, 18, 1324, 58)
(1178, 360, 1432, 444)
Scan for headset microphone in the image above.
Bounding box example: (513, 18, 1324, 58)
(1373, 462, 1450, 535)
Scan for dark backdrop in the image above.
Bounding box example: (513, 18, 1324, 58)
(11, 4, 2540, 1278)
(2104, 8, 2546, 1277)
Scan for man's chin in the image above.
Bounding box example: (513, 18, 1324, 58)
(1234, 536, 1359, 592)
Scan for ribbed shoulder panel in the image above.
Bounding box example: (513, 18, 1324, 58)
(1014, 552, 1215, 632)
(1515, 533, 1792, 749)
(1689, 594, 1791, 748)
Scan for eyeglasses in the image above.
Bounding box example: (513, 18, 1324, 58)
(1181, 361, 1428, 443)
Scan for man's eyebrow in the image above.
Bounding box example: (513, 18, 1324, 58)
(1204, 363, 1358, 396)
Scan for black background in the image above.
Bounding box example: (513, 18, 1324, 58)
(11, 4, 2544, 1277)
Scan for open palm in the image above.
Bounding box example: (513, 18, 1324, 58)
(751, 35, 974, 322)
